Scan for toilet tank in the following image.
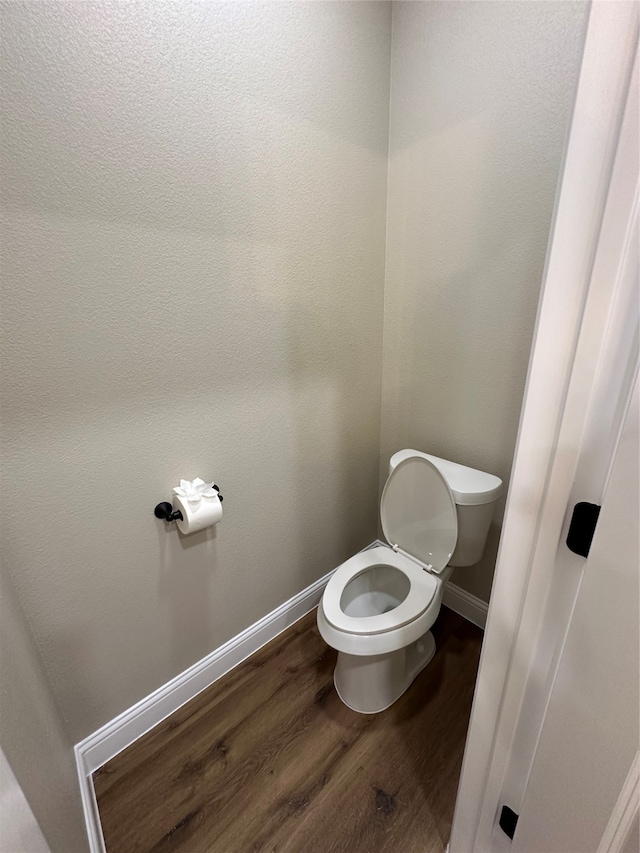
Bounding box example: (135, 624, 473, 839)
(389, 449, 503, 567)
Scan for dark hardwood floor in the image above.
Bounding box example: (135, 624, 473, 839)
(94, 606, 482, 853)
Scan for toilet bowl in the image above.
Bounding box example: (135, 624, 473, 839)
(317, 450, 502, 713)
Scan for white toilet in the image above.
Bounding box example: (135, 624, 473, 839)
(317, 449, 502, 713)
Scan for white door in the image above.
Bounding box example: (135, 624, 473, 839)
(510, 373, 639, 852)
(449, 8, 639, 849)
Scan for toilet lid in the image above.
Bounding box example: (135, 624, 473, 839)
(381, 455, 458, 573)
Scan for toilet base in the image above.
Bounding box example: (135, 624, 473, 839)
(333, 630, 436, 714)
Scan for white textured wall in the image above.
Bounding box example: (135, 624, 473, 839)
(382, 1, 588, 601)
(0, 749, 51, 853)
(0, 1, 391, 741)
(0, 570, 87, 853)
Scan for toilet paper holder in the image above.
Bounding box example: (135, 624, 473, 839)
(154, 502, 184, 523)
(154, 484, 224, 524)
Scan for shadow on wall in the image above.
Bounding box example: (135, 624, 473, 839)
(279, 198, 388, 586)
(0, 566, 88, 853)
(391, 109, 557, 464)
(452, 520, 503, 603)
(156, 523, 218, 670)
(380, 0, 589, 601)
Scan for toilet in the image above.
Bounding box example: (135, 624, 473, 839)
(317, 449, 502, 713)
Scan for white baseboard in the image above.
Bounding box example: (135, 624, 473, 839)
(75, 540, 487, 852)
(74, 566, 335, 853)
(442, 581, 489, 630)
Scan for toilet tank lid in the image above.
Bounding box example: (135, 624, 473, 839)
(389, 450, 503, 506)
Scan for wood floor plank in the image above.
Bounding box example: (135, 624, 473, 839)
(95, 607, 482, 853)
(95, 616, 322, 800)
(96, 616, 331, 851)
(271, 617, 480, 853)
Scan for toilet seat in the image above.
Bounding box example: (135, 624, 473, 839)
(322, 547, 439, 635)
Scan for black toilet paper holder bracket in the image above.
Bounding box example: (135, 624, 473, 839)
(153, 502, 184, 523)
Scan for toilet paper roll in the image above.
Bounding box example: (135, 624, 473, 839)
(173, 493, 222, 535)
